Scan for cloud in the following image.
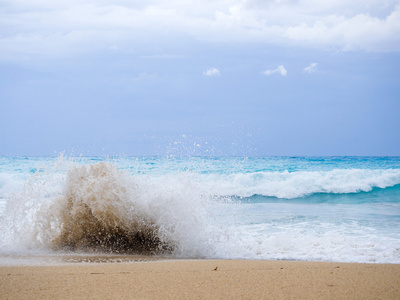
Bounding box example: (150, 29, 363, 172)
(0, 0, 399, 64)
(303, 63, 318, 74)
(262, 65, 287, 76)
(283, 8, 400, 52)
(203, 68, 221, 76)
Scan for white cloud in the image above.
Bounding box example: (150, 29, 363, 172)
(0, 0, 399, 63)
(303, 62, 318, 74)
(262, 65, 287, 76)
(284, 7, 400, 52)
(203, 68, 221, 76)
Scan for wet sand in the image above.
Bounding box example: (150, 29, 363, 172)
(1, 260, 400, 299)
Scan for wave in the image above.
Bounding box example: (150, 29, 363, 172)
(1, 162, 224, 257)
(51, 163, 174, 254)
(201, 169, 400, 199)
(236, 186, 400, 206)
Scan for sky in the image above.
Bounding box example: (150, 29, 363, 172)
(1, 0, 400, 156)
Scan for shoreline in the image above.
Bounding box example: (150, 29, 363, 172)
(1, 259, 399, 299)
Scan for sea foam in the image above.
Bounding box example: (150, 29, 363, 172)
(201, 169, 400, 199)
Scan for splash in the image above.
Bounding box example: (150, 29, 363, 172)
(2, 160, 218, 257)
(51, 162, 173, 254)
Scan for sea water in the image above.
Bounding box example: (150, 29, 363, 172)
(0, 156, 399, 264)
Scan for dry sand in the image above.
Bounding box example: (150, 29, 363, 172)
(1, 260, 399, 299)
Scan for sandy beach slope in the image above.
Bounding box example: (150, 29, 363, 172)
(1, 260, 399, 299)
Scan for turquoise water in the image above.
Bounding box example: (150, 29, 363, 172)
(1, 156, 399, 263)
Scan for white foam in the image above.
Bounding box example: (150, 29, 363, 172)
(198, 169, 400, 198)
(225, 222, 400, 263)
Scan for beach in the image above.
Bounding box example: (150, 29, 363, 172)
(1, 157, 400, 299)
(1, 260, 400, 299)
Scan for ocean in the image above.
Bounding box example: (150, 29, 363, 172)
(0, 156, 399, 264)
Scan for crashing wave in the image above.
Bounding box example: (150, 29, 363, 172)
(51, 162, 174, 254)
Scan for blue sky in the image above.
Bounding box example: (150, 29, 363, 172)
(1, 0, 400, 156)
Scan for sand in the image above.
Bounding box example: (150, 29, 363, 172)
(1, 260, 399, 299)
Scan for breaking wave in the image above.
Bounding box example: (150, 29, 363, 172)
(200, 169, 400, 199)
(51, 163, 174, 254)
(2, 161, 225, 257)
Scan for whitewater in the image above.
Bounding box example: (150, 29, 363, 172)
(0, 156, 399, 264)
